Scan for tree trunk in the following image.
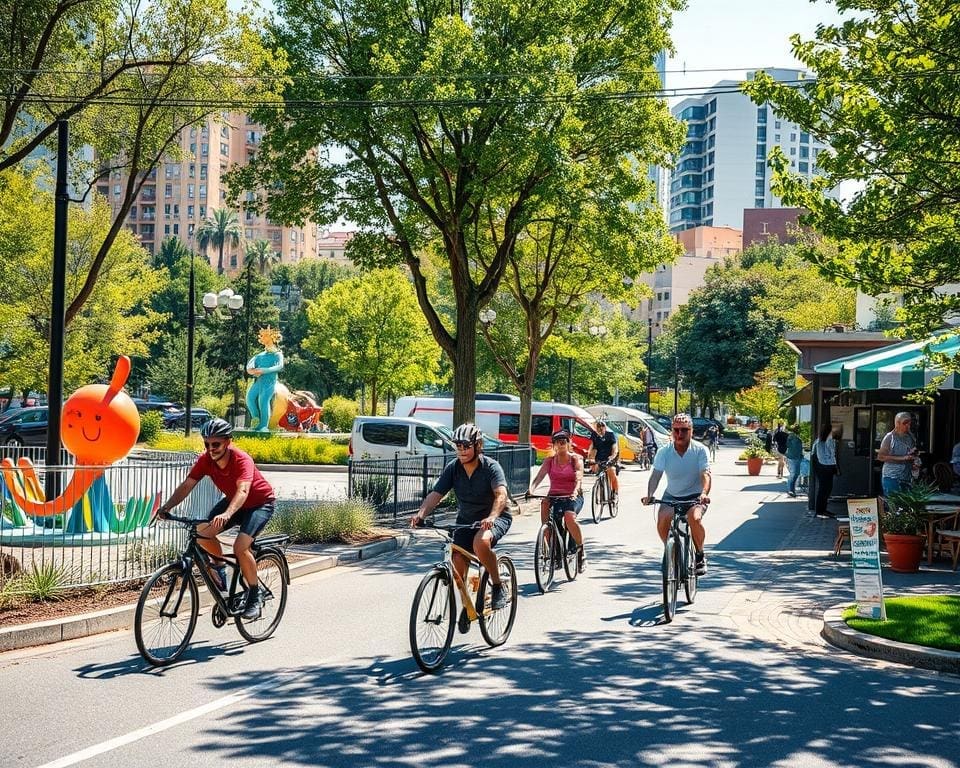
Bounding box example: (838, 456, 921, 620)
(452, 310, 478, 427)
(370, 380, 378, 418)
(217, 242, 225, 275)
(518, 382, 534, 446)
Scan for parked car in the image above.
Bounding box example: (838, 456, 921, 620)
(691, 417, 725, 442)
(653, 414, 672, 430)
(132, 398, 180, 415)
(0, 406, 49, 446)
(163, 407, 214, 430)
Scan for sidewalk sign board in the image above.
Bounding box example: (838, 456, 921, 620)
(847, 497, 886, 620)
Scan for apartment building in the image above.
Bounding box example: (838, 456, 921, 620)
(98, 113, 317, 269)
(635, 225, 742, 335)
(668, 69, 831, 233)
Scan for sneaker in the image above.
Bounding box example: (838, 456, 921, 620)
(695, 552, 707, 576)
(787, 491, 797, 498)
(490, 583, 508, 611)
(241, 587, 262, 620)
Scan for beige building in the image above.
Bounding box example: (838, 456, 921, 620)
(316, 230, 355, 265)
(637, 225, 742, 336)
(98, 113, 318, 270)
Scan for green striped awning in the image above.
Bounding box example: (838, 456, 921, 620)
(814, 334, 960, 390)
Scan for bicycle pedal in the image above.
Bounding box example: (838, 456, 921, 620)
(457, 607, 470, 634)
(211, 605, 226, 629)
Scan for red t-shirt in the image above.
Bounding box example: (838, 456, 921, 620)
(188, 446, 275, 508)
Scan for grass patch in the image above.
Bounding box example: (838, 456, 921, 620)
(147, 432, 349, 465)
(843, 595, 960, 652)
(265, 499, 376, 544)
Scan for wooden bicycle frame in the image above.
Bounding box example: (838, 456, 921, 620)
(445, 540, 485, 623)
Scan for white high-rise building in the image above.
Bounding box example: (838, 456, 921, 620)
(667, 68, 830, 232)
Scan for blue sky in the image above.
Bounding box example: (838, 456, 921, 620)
(666, 0, 845, 98)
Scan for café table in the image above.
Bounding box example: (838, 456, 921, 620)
(921, 503, 960, 565)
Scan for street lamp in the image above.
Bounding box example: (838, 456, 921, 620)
(197, 287, 244, 430)
(479, 308, 497, 326)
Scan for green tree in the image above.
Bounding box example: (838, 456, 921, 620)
(197, 208, 243, 276)
(233, 0, 684, 426)
(246, 239, 279, 275)
(0, 0, 284, 326)
(304, 269, 441, 415)
(0, 168, 164, 391)
(744, 1, 960, 342)
(733, 379, 783, 429)
(145, 333, 229, 402)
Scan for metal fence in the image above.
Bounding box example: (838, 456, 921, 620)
(347, 444, 534, 523)
(0, 447, 220, 591)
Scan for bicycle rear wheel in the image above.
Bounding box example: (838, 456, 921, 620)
(135, 563, 199, 666)
(683, 535, 698, 604)
(661, 537, 678, 623)
(478, 555, 518, 647)
(235, 551, 288, 642)
(591, 480, 603, 523)
(534, 522, 556, 593)
(409, 566, 455, 673)
(562, 525, 579, 582)
(609, 487, 619, 518)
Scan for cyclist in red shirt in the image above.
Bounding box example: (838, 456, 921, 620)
(157, 418, 275, 619)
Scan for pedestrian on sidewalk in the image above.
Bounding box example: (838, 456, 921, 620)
(784, 424, 804, 497)
(772, 422, 788, 479)
(877, 411, 917, 496)
(812, 422, 840, 517)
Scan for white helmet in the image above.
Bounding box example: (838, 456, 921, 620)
(452, 423, 482, 446)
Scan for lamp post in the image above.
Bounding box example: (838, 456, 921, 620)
(201, 287, 244, 428)
(565, 323, 574, 404)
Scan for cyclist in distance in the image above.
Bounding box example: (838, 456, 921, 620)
(528, 429, 586, 564)
(587, 420, 620, 500)
(156, 418, 275, 620)
(411, 423, 512, 609)
(641, 422, 658, 468)
(642, 413, 712, 575)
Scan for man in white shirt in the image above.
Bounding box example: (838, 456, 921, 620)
(642, 413, 712, 575)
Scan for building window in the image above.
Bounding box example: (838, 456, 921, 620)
(707, 134, 715, 148)
(799, 161, 809, 172)
(189, 142, 196, 154)
(200, 164, 207, 179)
(756, 161, 766, 176)
(800, 131, 810, 143)
(220, 142, 229, 156)
(173, 204, 179, 216)
(113, 184, 121, 196)
(173, 224, 179, 235)
(199, 184, 206, 199)
(755, 198, 765, 208)
(245, 228, 254, 239)
(790, 147, 797, 156)
(756, 126, 766, 141)
(799, 145, 809, 159)
(707, 151, 715, 165)
(163, 204, 171, 217)
(756, 144, 767, 159)
(708, 98, 716, 114)
(708, 117, 716, 131)
(188, 223, 195, 237)
(164, 224, 170, 235)
(757, 107, 767, 123)
(164, 183, 172, 198)
(230, 254, 237, 267)
(221, 125, 229, 138)
(129, 205, 137, 219)
(200, 143, 209, 156)
(187, 205, 195, 217)
(774, 133, 781, 142)
(775, 120, 781, 129)
(189, 164, 195, 178)
(199, 205, 206, 218)
(187, 184, 194, 198)
(755, 179, 765, 195)
(790, 132, 797, 142)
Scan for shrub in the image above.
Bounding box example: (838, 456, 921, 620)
(125, 540, 182, 571)
(882, 483, 933, 536)
(197, 395, 226, 418)
(322, 395, 358, 432)
(138, 410, 163, 443)
(740, 438, 768, 460)
(353, 475, 392, 506)
(19, 561, 69, 601)
(265, 499, 375, 543)
(146, 433, 349, 465)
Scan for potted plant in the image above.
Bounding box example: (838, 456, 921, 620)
(742, 438, 767, 476)
(881, 483, 933, 572)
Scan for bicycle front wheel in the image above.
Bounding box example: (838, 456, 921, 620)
(478, 555, 518, 647)
(135, 563, 199, 666)
(235, 551, 288, 642)
(534, 523, 555, 593)
(591, 480, 603, 523)
(609, 487, 619, 518)
(683, 536, 698, 604)
(562, 526, 579, 582)
(409, 567, 455, 673)
(661, 537, 678, 623)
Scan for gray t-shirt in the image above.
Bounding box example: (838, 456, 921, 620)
(432, 454, 511, 525)
(652, 441, 710, 500)
(880, 429, 915, 481)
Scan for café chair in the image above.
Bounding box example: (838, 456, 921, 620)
(935, 511, 960, 570)
(932, 462, 956, 493)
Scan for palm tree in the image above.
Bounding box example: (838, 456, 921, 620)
(196, 208, 242, 275)
(245, 238, 280, 275)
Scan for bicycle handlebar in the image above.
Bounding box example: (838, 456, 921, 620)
(645, 497, 709, 511)
(412, 519, 482, 533)
(524, 492, 577, 500)
(154, 512, 206, 525)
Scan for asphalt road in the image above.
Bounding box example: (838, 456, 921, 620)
(2, 447, 959, 768)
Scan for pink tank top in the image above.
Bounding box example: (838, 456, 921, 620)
(547, 455, 578, 496)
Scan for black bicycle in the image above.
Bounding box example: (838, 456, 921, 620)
(588, 458, 620, 522)
(648, 498, 705, 622)
(134, 513, 290, 666)
(528, 494, 582, 592)
(409, 521, 518, 673)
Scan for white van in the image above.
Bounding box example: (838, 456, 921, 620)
(349, 416, 453, 460)
(584, 405, 671, 451)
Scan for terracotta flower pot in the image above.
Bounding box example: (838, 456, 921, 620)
(882, 533, 924, 573)
(746, 457, 763, 476)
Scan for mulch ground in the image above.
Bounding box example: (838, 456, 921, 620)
(0, 531, 397, 630)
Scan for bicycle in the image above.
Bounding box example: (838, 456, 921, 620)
(588, 458, 620, 523)
(527, 493, 582, 592)
(647, 497, 705, 623)
(706, 436, 718, 462)
(134, 513, 290, 666)
(409, 521, 518, 673)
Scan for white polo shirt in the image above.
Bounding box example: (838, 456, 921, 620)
(653, 441, 710, 500)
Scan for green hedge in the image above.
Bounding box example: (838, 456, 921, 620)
(147, 432, 349, 465)
(265, 499, 374, 543)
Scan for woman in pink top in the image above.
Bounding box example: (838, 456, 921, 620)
(528, 430, 586, 561)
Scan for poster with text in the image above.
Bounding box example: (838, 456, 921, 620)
(848, 497, 886, 620)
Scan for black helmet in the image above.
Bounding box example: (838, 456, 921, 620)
(200, 418, 233, 439)
(551, 429, 570, 442)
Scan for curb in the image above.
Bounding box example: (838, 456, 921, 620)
(0, 534, 410, 654)
(822, 604, 960, 674)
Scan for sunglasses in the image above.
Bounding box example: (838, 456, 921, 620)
(672, 427, 691, 434)
(454, 441, 474, 449)
(203, 441, 224, 449)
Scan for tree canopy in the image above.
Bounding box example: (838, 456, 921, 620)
(744, 0, 960, 341)
(233, 0, 685, 425)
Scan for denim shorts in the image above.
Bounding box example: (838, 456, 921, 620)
(207, 497, 275, 538)
(453, 515, 512, 553)
(550, 495, 584, 521)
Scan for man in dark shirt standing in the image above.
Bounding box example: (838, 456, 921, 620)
(412, 423, 512, 609)
(588, 420, 620, 499)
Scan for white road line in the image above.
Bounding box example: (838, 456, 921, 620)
(35, 676, 284, 768)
